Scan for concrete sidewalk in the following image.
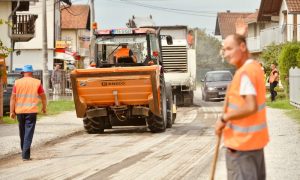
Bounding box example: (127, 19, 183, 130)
(0, 111, 82, 159)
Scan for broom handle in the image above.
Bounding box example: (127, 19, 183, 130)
(210, 134, 221, 180)
(209, 85, 230, 180)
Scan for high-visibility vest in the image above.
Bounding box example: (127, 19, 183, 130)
(223, 60, 269, 151)
(15, 77, 41, 114)
(114, 48, 130, 61)
(269, 68, 279, 83)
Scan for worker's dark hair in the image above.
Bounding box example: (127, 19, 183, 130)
(232, 33, 247, 45)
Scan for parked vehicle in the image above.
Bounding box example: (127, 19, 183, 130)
(71, 27, 176, 133)
(201, 70, 232, 101)
(3, 73, 22, 113)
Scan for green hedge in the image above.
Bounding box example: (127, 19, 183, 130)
(278, 42, 300, 95)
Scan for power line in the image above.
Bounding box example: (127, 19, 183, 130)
(109, 0, 217, 18)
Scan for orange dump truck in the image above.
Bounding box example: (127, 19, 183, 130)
(71, 28, 176, 133)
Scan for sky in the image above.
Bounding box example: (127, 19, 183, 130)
(73, 0, 261, 35)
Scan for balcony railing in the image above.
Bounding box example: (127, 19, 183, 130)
(10, 14, 38, 42)
(260, 25, 285, 48)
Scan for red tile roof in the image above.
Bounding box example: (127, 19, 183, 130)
(61, 5, 90, 29)
(215, 12, 252, 39)
(245, 11, 259, 23)
(286, 0, 300, 13)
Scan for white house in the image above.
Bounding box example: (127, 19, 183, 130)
(247, 0, 300, 54)
(0, 0, 72, 71)
(0, 0, 39, 70)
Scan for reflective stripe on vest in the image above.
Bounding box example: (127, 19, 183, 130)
(15, 77, 41, 113)
(228, 102, 266, 112)
(16, 94, 40, 98)
(227, 122, 267, 133)
(16, 102, 39, 107)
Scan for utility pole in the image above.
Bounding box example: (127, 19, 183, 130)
(90, 0, 95, 37)
(89, 0, 95, 63)
(42, 0, 49, 100)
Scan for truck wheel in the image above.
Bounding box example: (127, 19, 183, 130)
(147, 76, 167, 133)
(83, 116, 105, 134)
(166, 83, 173, 128)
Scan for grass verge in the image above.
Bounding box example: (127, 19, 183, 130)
(2, 100, 75, 124)
(266, 98, 300, 124)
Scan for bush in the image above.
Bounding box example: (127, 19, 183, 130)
(278, 42, 300, 95)
(260, 43, 283, 75)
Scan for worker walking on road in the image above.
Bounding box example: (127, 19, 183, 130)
(10, 65, 47, 161)
(215, 21, 269, 180)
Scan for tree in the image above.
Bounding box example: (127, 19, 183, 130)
(259, 43, 283, 76)
(195, 29, 234, 80)
(0, 19, 11, 124)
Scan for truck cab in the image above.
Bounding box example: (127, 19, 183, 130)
(71, 28, 176, 133)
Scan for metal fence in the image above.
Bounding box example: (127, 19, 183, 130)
(289, 67, 300, 108)
(13, 70, 73, 97)
(49, 70, 72, 96)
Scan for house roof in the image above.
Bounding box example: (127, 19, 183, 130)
(286, 0, 300, 13)
(257, 0, 282, 21)
(258, 0, 300, 22)
(245, 11, 259, 24)
(215, 12, 252, 39)
(61, 5, 90, 30)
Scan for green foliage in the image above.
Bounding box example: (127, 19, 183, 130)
(195, 28, 234, 80)
(0, 19, 13, 58)
(296, 50, 300, 67)
(278, 42, 300, 95)
(266, 99, 300, 124)
(0, 40, 12, 58)
(287, 109, 300, 124)
(3, 100, 75, 124)
(259, 43, 283, 75)
(266, 99, 294, 109)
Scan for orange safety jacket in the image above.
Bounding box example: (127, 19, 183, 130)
(15, 77, 41, 114)
(114, 48, 130, 61)
(269, 68, 279, 83)
(223, 60, 269, 151)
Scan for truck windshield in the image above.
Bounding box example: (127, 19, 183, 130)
(96, 35, 149, 64)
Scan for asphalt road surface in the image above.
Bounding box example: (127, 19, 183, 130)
(0, 90, 224, 180)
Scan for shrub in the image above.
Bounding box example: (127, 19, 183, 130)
(260, 43, 283, 75)
(278, 42, 300, 95)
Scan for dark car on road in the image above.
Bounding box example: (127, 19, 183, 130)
(3, 73, 22, 113)
(201, 70, 233, 101)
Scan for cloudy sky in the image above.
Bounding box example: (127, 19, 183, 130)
(73, 0, 261, 34)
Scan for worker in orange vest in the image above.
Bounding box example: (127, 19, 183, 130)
(114, 44, 137, 63)
(187, 30, 194, 48)
(268, 63, 279, 102)
(215, 20, 269, 180)
(10, 65, 47, 161)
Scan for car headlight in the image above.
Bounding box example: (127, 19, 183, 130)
(208, 87, 216, 91)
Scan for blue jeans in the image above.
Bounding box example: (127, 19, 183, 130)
(17, 113, 37, 159)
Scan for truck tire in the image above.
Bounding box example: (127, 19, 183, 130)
(147, 76, 167, 133)
(166, 83, 173, 128)
(83, 116, 105, 134)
